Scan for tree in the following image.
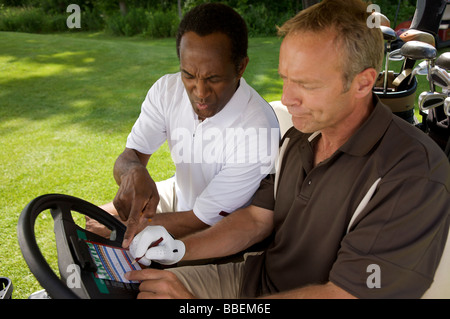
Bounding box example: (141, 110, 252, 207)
(178, 0, 182, 19)
(119, 1, 127, 16)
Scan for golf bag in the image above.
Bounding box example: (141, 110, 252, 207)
(412, 0, 450, 157)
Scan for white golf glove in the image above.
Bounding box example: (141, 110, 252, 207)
(129, 226, 185, 266)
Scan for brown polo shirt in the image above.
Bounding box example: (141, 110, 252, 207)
(241, 98, 450, 298)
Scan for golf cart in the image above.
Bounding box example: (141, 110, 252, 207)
(1, 277, 13, 299)
(18, 194, 143, 299)
(15, 0, 450, 299)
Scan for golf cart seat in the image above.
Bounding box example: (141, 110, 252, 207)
(421, 221, 450, 298)
(269, 101, 293, 137)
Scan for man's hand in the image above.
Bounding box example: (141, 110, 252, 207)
(85, 216, 115, 238)
(129, 226, 185, 266)
(113, 153, 159, 248)
(85, 202, 125, 238)
(125, 269, 195, 299)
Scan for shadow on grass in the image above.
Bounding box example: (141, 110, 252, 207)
(246, 37, 283, 101)
(0, 33, 284, 137)
(0, 32, 180, 136)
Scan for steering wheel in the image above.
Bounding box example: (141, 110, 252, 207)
(17, 194, 134, 299)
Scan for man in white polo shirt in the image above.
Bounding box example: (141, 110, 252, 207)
(88, 3, 279, 248)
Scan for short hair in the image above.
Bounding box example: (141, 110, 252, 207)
(176, 3, 248, 72)
(278, 0, 384, 91)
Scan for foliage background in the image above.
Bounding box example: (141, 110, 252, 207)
(0, 0, 417, 37)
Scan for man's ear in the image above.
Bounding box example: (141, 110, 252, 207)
(353, 68, 378, 98)
(237, 57, 249, 78)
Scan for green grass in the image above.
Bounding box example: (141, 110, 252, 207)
(0, 31, 442, 299)
(0, 31, 282, 299)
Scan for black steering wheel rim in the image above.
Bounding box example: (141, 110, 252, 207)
(17, 194, 127, 299)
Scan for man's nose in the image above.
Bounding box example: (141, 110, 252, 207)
(194, 79, 211, 100)
(281, 80, 299, 107)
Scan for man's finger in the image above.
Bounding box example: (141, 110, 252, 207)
(113, 195, 130, 222)
(124, 195, 157, 248)
(125, 268, 166, 281)
(123, 222, 137, 249)
(122, 203, 142, 248)
(126, 269, 194, 299)
(142, 194, 159, 220)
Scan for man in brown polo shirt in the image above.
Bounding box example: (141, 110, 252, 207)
(125, 0, 450, 299)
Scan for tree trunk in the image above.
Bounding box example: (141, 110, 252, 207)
(119, 1, 127, 16)
(178, 0, 183, 19)
(302, 0, 320, 10)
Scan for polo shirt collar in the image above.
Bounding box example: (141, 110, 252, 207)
(339, 95, 393, 156)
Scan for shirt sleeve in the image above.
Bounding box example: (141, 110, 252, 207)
(251, 174, 276, 211)
(330, 175, 450, 299)
(192, 163, 273, 225)
(126, 78, 167, 155)
(192, 119, 280, 225)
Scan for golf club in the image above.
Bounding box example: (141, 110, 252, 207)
(400, 40, 437, 61)
(444, 96, 450, 117)
(380, 26, 398, 93)
(429, 65, 450, 89)
(400, 40, 437, 92)
(418, 91, 447, 111)
(436, 52, 450, 71)
(407, 60, 429, 86)
(371, 11, 391, 28)
(388, 49, 406, 88)
(388, 48, 405, 62)
(399, 29, 436, 47)
(395, 29, 436, 90)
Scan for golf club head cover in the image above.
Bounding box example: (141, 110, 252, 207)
(129, 226, 185, 266)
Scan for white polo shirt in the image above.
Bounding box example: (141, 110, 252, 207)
(126, 73, 280, 225)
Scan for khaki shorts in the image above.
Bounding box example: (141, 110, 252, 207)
(157, 178, 252, 299)
(167, 261, 245, 299)
(155, 177, 178, 214)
